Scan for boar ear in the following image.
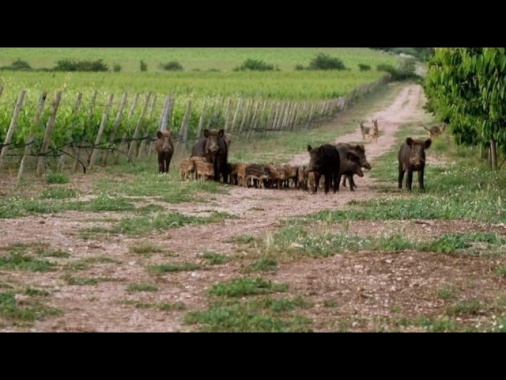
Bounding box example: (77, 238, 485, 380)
(357, 144, 365, 152)
(218, 129, 225, 137)
(406, 137, 414, 146)
(204, 129, 210, 138)
(157, 131, 163, 139)
(307, 145, 312, 152)
(425, 139, 432, 149)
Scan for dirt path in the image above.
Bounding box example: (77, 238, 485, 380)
(5, 82, 502, 332)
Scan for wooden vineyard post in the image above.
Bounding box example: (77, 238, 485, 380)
(114, 93, 139, 164)
(159, 97, 172, 134)
(238, 99, 253, 137)
(88, 93, 114, 170)
(127, 92, 152, 161)
(246, 100, 261, 140)
(73, 90, 97, 171)
(17, 91, 48, 184)
(194, 100, 208, 142)
(223, 99, 232, 134)
(137, 94, 157, 158)
(0, 90, 26, 171)
(36, 91, 62, 176)
(102, 92, 127, 166)
(149, 97, 174, 156)
(58, 92, 83, 171)
(229, 99, 243, 134)
(176, 100, 192, 157)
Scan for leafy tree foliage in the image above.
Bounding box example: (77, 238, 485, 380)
(424, 48, 506, 169)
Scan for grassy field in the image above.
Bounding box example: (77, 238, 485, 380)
(0, 48, 397, 72)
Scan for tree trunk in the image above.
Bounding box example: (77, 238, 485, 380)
(490, 138, 497, 170)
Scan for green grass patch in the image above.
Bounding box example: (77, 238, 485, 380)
(0, 291, 61, 325)
(126, 283, 159, 292)
(119, 299, 186, 311)
(226, 235, 257, 244)
(24, 288, 51, 297)
(63, 273, 120, 286)
(94, 165, 229, 201)
(0, 194, 137, 218)
(201, 252, 231, 265)
(46, 173, 69, 184)
(99, 211, 236, 236)
(238, 221, 505, 258)
(129, 242, 165, 257)
(206, 277, 288, 298)
(248, 256, 278, 272)
(396, 316, 460, 332)
(495, 265, 506, 277)
(0, 252, 56, 272)
(184, 297, 312, 332)
(40, 187, 78, 199)
(446, 299, 485, 316)
(64, 256, 120, 271)
(147, 262, 200, 274)
(436, 285, 458, 300)
(37, 249, 71, 258)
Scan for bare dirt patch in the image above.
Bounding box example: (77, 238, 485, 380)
(1, 83, 505, 332)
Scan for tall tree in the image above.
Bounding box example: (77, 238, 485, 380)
(424, 48, 506, 169)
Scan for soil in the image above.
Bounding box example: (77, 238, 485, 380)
(1, 83, 505, 332)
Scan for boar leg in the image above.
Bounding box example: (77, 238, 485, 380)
(398, 163, 405, 189)
(418, 170, 425, 191)
(406, 169, 414, 191)
(312, 173, 321, 194)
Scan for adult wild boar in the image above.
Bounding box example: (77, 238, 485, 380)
(191, 128, 229, 183)
(307, 144, 341, 194)
(398, 137, 432, 191)
(338, 150, 365, 192)
(155, 130, 174, 174)
(336, 143, 371, 190)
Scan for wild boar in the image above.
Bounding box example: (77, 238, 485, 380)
(307, 144, 341, 194)
(191, 156, 215, 181)
(398, 137, 432, 191)
(263, 164, 290, 189)
(155, 130, 174, 174)
(245, 164, 269, 188)
(336, 143, 371, 190)
(190, 128, 229, 183)
(180, 158, 195, 180)
(297, 165, 309, 191)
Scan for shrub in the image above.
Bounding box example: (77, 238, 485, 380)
(358, 63, 371, 71)
(113, 63, 122, 72)
(2, 59, 33, 71)
(159, 61, 184, 71)
(234, 59, 277, 72)
(140, 60, 147, 72)
(294, 64, 305, 71)
(54, 59, 108, 72)
(307, 53, 347, 71)
(376, 60, 419, 81)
